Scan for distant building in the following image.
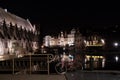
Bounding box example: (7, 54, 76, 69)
(43, 28, 82, 47)
(0, 8, 39, 55)
(43, 28, 105, 50)
(84, 34, 106, 70)
(84, 35, 105, 47)
(74, 29, 85, 53)
(43, 28, 86, 55)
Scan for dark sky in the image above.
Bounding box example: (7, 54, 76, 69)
(0, 1, 120, 38)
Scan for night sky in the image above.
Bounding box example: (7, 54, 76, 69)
(0, 1, 120, 39)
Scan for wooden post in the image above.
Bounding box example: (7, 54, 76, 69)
(30, 54, 31, 75)
(47, 54, 49, 75)
(12, 58, 14, 74)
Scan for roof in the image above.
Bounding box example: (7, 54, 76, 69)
(0, 8, 34, 31)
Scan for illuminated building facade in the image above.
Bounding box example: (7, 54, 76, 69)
(44, 29, 105, 48)
(84, 35, 105, 47)
(84, 35, 106, 70)
(43, 28, 79, 47)
(43, 28, 106, 70)
(0, 8, 39, 56)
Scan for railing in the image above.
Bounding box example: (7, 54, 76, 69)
(0, 54, 54, 75)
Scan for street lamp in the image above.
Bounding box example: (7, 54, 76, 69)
(115, 56, 119, 62)
(113, 42, 118, 47)
(101, 39, 105, 45)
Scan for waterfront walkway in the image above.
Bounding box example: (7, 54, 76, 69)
(0, 70, 120, 80)
(0, 74, 66, 80)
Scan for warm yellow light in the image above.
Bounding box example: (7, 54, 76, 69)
(86, 55, 104, 59)
(101, 39, 105, 44)
(100, 56, 103, 58)
(0, 55, 3, 58)
(84, 40, 86, 43)
(41, 45, 44, 48)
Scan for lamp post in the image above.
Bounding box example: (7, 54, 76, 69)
(114, 42, 118, 47)
(115, 56, 119, 62)
(41, 45, 44, 53)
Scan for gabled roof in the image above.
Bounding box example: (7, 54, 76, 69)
(0, 8, 33, 31)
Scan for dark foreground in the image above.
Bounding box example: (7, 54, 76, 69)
(0, 70, 120, 80)
(65, 70, 120, 80)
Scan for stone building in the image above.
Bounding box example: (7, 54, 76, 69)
(0, 8, 39, 55)
(43, 28, 82, 47)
